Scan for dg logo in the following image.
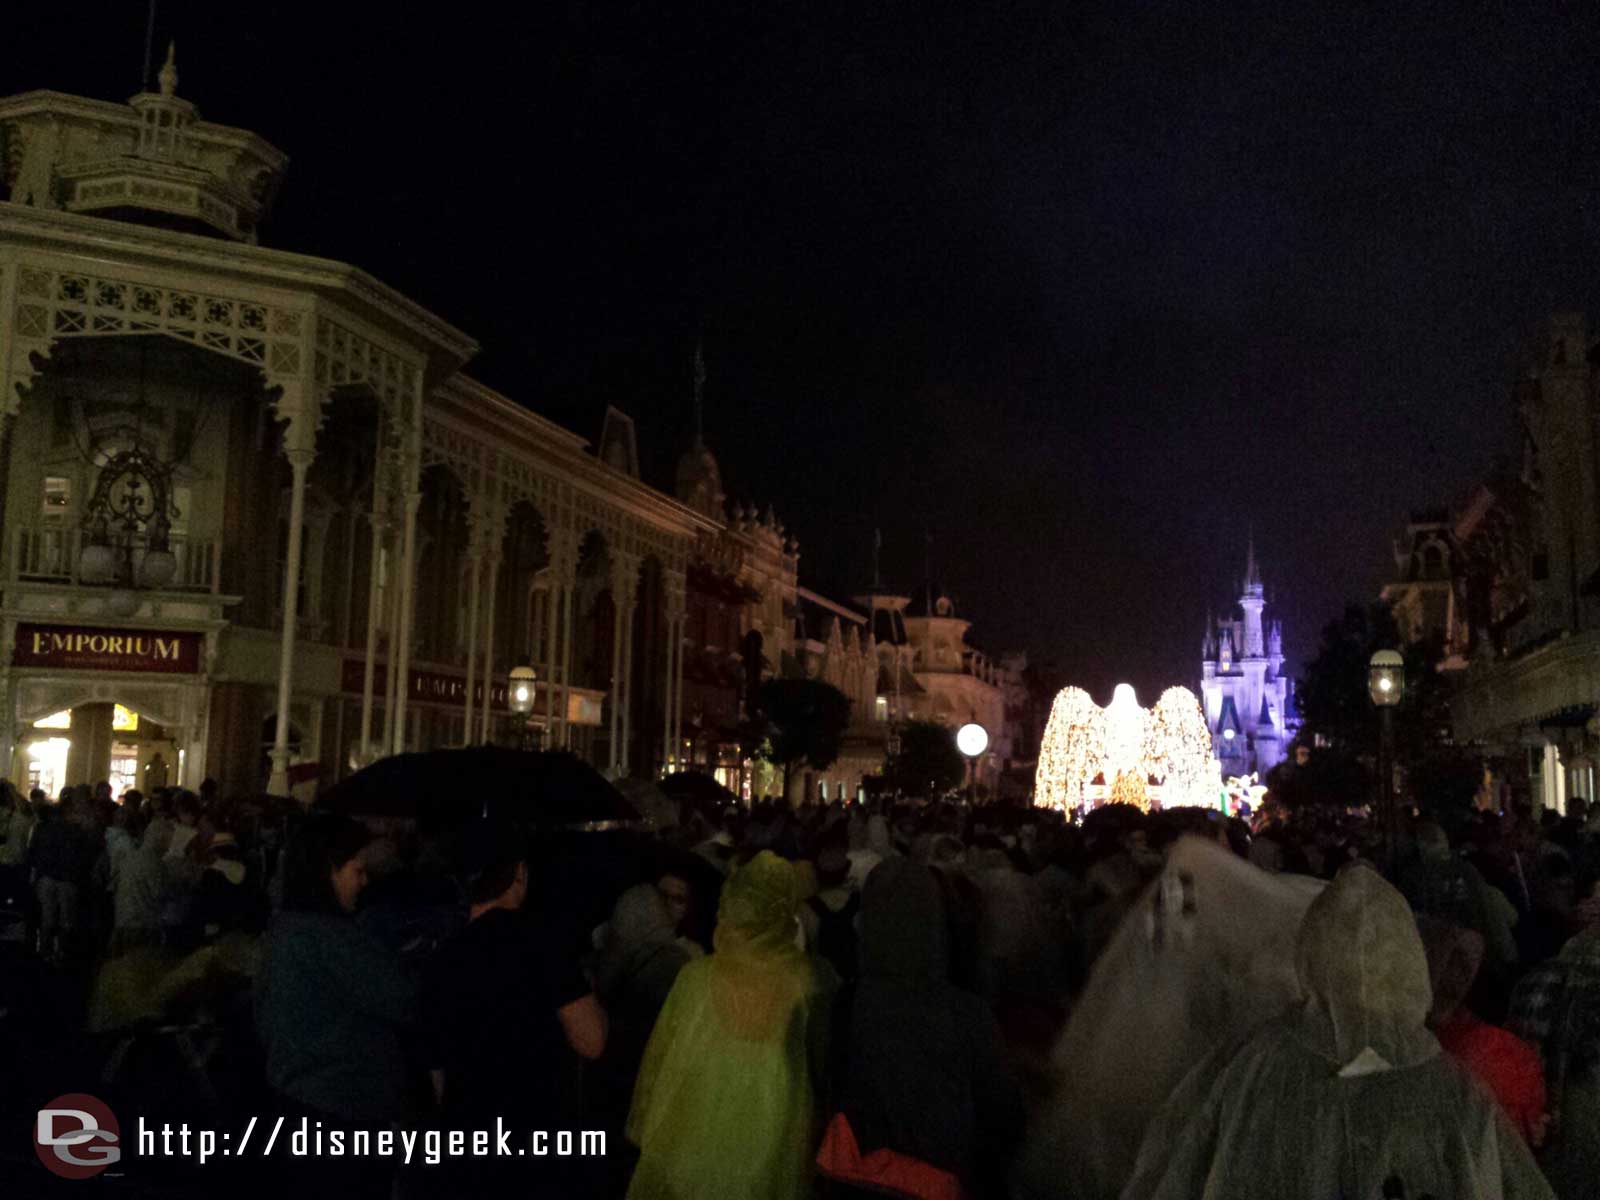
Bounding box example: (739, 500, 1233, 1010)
(34, 1093, 122, 1180)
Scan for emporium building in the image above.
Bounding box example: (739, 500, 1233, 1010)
(0, 60, 783, 799)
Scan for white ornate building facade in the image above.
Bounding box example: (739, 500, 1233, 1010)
(0, 62, 795, 799)
(1200, 543, 1297, 775)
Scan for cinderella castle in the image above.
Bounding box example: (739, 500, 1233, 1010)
(1200, 541, 1299, 775)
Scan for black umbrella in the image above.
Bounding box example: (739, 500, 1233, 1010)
(658, 770, 742, 812)
(319, 747, 641, 832)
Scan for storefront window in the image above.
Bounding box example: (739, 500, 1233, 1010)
(109, 745, 139, 797)
(113, 705, 139, 733)
(33, 709, 72, 730)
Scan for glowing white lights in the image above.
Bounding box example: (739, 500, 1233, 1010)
(956, 722, 989, 757)
(1035, 682, 1219, 812)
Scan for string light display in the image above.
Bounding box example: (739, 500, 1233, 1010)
(1035, 682, 1219, 813)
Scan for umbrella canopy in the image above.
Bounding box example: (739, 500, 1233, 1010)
(320, 747, 640, 831)
(614, 777, 681, 832)
(658, 770, 742, 812)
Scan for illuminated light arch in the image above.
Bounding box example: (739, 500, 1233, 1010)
(1035, 683, 1219, 812)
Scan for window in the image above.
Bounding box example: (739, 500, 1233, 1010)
(875, 696, 889, 722)
(113, 705, 139, 733)
(33, 709, 72, 730)
(41, 476, 71, 520)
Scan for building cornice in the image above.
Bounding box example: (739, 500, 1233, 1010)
(430, 377, 722, 537)
(0, 203, 478, 371)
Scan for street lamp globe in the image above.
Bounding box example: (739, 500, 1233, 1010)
(956, 722, 989, 758)
(509, 664, 537, 715)
(1368, 650, 1405, 707)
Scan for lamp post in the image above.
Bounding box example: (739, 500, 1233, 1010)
(1368, 649, 1405, 871)
(957, 721, 988, 807)
(508, 663, 537, 751)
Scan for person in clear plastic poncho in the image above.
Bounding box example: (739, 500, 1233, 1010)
(1120, 864, 1553, 1199)
(626, 850, 837, 1200)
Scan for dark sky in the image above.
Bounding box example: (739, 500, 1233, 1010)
(19, 2, 1600, 702)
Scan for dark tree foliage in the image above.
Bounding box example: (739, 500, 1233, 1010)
(747, 678, 852, 802)
(1294, 601, 1474, 815)
(883, 719, 967, 797)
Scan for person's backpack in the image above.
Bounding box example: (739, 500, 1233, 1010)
(808, 892, 860, 982)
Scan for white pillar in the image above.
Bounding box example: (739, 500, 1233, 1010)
(389, 488, 421, 756)
(460, 547, 483, 745)
(268, 447, 314, 796)
(543, 580, 561, 744)
(608, 595, 625, 773)
(619, 595, 637, 773)
(478, 555, 501, 743)
(381, 519, 405, 750)
(357, 506, 386, 760)
(559, 584, 575, 749)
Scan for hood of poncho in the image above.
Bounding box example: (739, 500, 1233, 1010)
(713, 850, 800, 958)
(1294, 864, 1438, 1073)
(859, 858, 948, 984)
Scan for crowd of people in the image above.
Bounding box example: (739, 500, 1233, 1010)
(1, 768, 1598, 1199)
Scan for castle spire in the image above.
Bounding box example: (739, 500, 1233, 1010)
(1244, 527, 1261, 593)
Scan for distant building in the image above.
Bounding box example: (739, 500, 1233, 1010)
(1200, 541, 1299, 776)
(854, 581, 1014, 797)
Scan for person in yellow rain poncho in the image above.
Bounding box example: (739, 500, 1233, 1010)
(626, 850, 838, 1200)
(1120, 864, 1554, 1200)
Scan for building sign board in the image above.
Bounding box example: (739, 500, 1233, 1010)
(14, 624, 203, 674)
(340, 660, 603, 724)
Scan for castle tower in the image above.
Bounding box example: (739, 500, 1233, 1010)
(1240, 534, 1266, 658)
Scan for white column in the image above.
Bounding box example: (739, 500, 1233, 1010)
(381, 519, 405, 749)
(357, 506, 386, 760)
(268, 446, 314, 796)
(607, 594, 625, 773)
(478, 555, 501, 743)
(543, 580, 560, 744)
(559, 584, 575, 749)
(619, 595, 638, 773)
(460, 546, 483, 745)
(389, 488, 421, 756)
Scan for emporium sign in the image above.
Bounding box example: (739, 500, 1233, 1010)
(340, 659, 510, 711)
(14, 624, 203, 674)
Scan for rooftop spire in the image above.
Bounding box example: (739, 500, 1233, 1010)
(158, 41, 178, 97)
(872, 527, 882, 589)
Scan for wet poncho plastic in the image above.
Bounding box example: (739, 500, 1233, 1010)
(1015, 836, 1323, 1200)
(1119, 865, 1554, 1199)
(626, 851, 835, 1200)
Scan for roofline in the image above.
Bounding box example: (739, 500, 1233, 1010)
(0, 89, 289, 171)
(796, 586, 867, 625)
(0, 204, 479, 370)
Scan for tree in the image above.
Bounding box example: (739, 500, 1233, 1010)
(884, 719, 967, 797)
(1295, 601, 1472, 816)
(748, 678, 852, 803)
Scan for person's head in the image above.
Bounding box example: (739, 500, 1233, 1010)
(94, 780, 113, 803)
(281, 814, 371, 914)
(122, 788, 144, 815)
(1415, 821, 1451, 861)
(460, 819, 528, 913)
(815, 843, 850, 890)
(1295, 863, 1434, 1068)
(173, 790, 201, 826)
(1414, 916, 1485, 1027)
(713, 851, 799, 957)
(657, 871, 692, 928)
(29, 788, 45, 807)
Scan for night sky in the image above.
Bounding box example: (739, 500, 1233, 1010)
(18, 3, 1600, 703)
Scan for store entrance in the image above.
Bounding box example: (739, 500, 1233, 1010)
(15, 702, 178, 800)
